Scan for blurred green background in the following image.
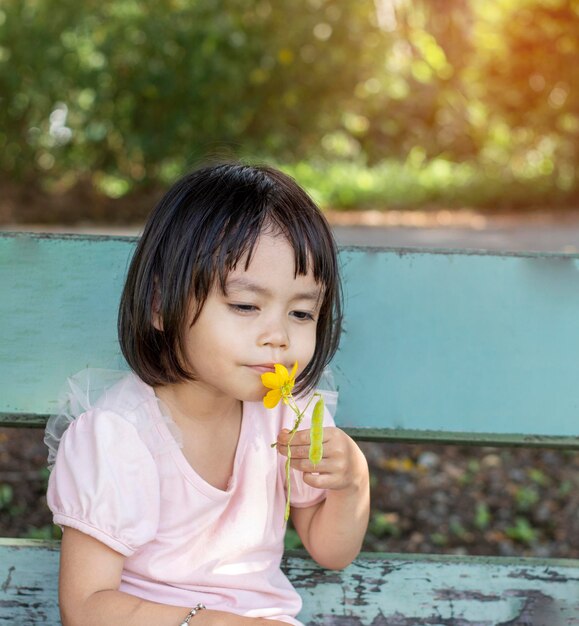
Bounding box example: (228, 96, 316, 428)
(2, 0, 579, 218)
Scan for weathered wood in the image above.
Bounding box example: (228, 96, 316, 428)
(3, 232, 579, 623)
(0, 540, 61, 623)
(4, 414, 579, 451)
(2, 541, 579, 625)
(3, 233, 579, 443)
(287, 553, 579, 625)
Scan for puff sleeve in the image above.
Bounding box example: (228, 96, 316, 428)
(287, 390, 338, 508)
(46, 409, 161, 557)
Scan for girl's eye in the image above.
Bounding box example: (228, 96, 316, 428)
(229, 304, 258, 313)
(291, 310, 316, 321)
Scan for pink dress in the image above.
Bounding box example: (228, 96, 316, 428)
(46, 371, 336, 625)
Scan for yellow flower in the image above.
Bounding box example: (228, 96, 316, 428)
(261, 362, 298, 409)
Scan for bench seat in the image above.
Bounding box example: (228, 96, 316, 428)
(2, 539, 579, 624)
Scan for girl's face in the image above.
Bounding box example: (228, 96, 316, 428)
(181, 232, 321, 403)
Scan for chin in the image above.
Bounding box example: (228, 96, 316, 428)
(240, 388, 267, 404)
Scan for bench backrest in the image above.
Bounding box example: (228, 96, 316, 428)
(2, 232, 579, 625)
(2, 232, 579, 446)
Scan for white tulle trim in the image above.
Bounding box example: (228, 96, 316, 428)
(45, 367, 338, 471)
(44, 368, 183, 471)
(317, 368, 338, 418)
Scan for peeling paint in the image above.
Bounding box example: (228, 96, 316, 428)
(434, 589, 502, 603)
(0, 567, 13, 594)
(284, 554, 579, 625)
(509, 568, 579, 583)
(1, 537, 579, 623)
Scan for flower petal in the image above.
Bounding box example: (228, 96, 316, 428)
(289, 361, 298, 381)
(274, 363, 289, 383)
(263, 389, 282, 409)
(261, 371, 281, 389)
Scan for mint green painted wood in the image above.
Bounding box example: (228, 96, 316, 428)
(2, 540, 579, 625)
(2, 233, 579, 442)
(0, 540, 61, 623)
(337, 247, 579, 440)
(0, 233, 134, 416)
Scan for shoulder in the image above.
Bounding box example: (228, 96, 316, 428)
(67, 368, 162, 438)
(47, 407, 162, 556)
(54, 407, 158, 486)
(91, 371, 157, 424)
(50, 369, 168, 466)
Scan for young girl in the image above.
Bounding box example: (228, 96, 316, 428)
(45, 163, 370, 626)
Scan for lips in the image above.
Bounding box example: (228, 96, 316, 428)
(248, 364, 276, 374)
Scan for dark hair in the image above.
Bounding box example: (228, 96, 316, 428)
(118, 162, 342, 395)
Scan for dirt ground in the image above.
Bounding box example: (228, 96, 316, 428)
(2, 426, 578, 558)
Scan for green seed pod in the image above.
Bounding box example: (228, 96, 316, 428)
(308, 395, 324, 467)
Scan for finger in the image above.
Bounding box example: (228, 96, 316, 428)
(277, 443, 311, 459)
(277, 426, 334, 447)
(276, 443, 316, 460)
(287, 456, 328, 473)
(276, 428, 310, 447)
(302, 471, 339, 490)
(276, 428, 292, 443)
(277, 439, 337, 459)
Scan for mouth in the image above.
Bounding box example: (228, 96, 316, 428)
(247, 364, 276, 374)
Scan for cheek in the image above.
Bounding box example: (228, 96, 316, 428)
(298, 325, 318, 365)
(198, 320, 248, 366)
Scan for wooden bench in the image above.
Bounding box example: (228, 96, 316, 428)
(2, 231, 579, 625)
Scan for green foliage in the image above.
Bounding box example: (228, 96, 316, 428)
(284, 527, 303, 550)
(369, 512, 401, 539)
(23, 524, 62, 540)
(514, 486, 540, 511)
(1, 0, 578, 207)
(474, 502, 491, 531)
(528, 469, 550, 487)
(0, 0, 389, 187)
(430, 532, 448, 546)
(449, 520, 470, 541)
(37, 466, 51, 489)
(0, 483, 26, 517)
(0, 484, 13, 510)
(474, 0, 579, 173)
(506, 517, 538, 545)
(285, 157, 570, 211)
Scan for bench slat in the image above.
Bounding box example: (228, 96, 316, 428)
(3, 233, 579, 444)
(2, 540, 579, 624)
(4, 412, 579, 450)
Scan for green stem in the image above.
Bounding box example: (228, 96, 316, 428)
(280, 393, 320, 521)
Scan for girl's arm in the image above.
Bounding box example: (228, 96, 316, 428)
(277, 427, 370, 570)
(59, 527, 288, 626)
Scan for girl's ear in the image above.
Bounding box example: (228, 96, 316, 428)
(152, 279, 163, 331)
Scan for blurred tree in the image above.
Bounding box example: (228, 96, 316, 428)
(474, 0, 579, 193)
(1, 0, 578, 206)
(0, 0, 392, 192)
(354, 0, 478, 162)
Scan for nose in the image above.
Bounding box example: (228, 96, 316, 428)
(258, 313, 289, 349)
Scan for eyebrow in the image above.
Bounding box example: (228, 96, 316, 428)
(225, 277, 322, 303)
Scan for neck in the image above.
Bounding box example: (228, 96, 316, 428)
(154, 380, 240, 424)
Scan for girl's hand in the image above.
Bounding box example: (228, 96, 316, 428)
(277, 427, 370, 570)
(275, 427, 367, 493)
